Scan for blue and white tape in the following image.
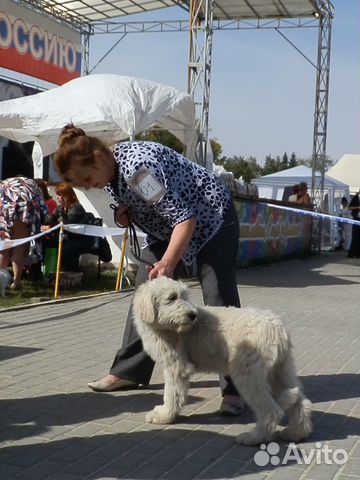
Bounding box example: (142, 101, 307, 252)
(265, 203, 360, 226)
(0, 205, 359, 252)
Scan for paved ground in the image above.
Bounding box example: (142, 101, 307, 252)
(0, 252, 359, 480)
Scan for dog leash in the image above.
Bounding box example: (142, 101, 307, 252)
(110, 204, 154, 269)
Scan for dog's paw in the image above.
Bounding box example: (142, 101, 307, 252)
(276, 427, 308, 443)
(145, 406, 175, 424)
(236, 431, 265, 446)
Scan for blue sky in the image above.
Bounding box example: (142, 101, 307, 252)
(88, 0, 359, 164)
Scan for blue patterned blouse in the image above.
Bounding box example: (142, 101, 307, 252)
(105, 141, 231, 265)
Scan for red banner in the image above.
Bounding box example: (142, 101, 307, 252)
(0, 1, 82, 85)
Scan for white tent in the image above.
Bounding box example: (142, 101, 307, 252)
(327, 154, 360, 195)
(252, 165, 350, 214)
(0, 74, 197, 175)
(0, 74, 197, 266)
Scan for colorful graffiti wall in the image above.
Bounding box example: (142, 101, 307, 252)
(234, 199, 312, 266)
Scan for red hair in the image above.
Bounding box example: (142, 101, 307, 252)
(55, 123, 109, 181)
(55, 183, 78, 209)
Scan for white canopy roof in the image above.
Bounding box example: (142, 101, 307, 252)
(253, 165, 350, 215)
(327, 154, 360, 195)
(0, 74, 197, 159)
(253, 165, 349, 190)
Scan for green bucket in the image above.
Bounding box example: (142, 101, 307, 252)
(44, 248, 58, 274)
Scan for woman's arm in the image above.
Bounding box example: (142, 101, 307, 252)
(44, 205, 62, 225)
(148, 218, 196, 280)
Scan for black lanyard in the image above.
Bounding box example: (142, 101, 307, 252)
(110, 204, 154, 268)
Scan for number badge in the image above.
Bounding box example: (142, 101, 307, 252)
(127, 166, 167, 204)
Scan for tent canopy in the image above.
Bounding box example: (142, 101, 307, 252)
(0, 74, 197, 160)
(327, 154, 360, 195)
(253, 165, 350, 213)
(253, 165, 349, 189)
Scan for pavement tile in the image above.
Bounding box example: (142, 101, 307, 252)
(0, 253, 359, 480)
(342, 458, 360, 476)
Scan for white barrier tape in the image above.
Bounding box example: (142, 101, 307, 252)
(63, 224, 126, 237)
(265, 203, 360, 226)
(0, 206, 358, 252)
(0, 222, 146, 252)
(0, 224, 61, 251)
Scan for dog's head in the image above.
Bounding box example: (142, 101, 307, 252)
(133, 277, 198, 333)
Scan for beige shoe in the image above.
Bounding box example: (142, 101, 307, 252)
(88, 377, 138, 392)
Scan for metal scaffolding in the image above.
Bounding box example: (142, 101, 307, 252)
(187, 0, 213, 167)
(311, 12, 333, 209)
(311, 7, 333, 251)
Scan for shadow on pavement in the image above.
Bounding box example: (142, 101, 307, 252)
(1, 419, 358, 480)
(0, 298, 120, 331)
(1, 373, 358, 442)
(301, 373, 360, 403)
(0, 345, 43, 361)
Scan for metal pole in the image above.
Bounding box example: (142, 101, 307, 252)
(54, 225, 64, 299)
(115, 229, 128, 291)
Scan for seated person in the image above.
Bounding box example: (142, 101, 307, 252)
(296, 182, 312, 208)
(288, 184, 299, 202)
(44, 183, 96, 271)
(34, 178, 58, 214)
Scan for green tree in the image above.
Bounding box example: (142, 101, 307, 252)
(296, 155, 334, 172)
(282, 151, 289, 168)
(216, 155, 262, 183)
(137, 128, 184, 153)
(262, 155, 284, 175)
(289, 152, 297, 168)
(209, 138, 223, 163)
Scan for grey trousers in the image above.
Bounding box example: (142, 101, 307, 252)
(110, 200, 241, 396)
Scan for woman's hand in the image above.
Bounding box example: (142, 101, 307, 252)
(147, 218, 196, 281)
(114, 206, 131, 227)
(147, 259, 175, 280)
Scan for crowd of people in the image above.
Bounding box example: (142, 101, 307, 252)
(287, 181, 360, 256)
(0, 176, 111, 290)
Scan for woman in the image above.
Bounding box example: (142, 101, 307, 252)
(45, 183, 95, 271)
(55, 124, 244, 415)
(0, 176, 48, 289)
(34, 178, 58, 214)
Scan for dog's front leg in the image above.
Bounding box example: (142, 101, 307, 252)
(145, 365, 190, 424)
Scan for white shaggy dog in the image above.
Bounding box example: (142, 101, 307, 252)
(0, 269, 11, 297)
(133, 277, 312, 446)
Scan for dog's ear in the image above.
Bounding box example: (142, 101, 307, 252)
(132, 282, 156, 324)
